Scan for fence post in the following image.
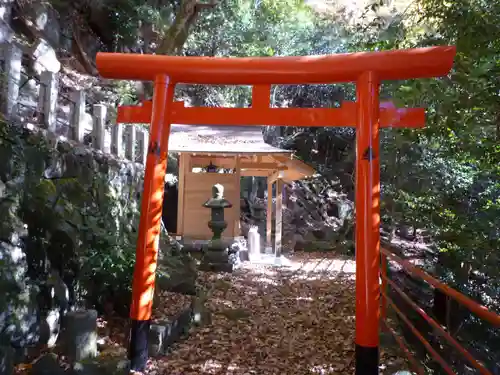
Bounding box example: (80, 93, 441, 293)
(381, 253, 388, 328)
(39, 71, 58, 132)
(0, 1, 14, 41)
(125, 126, 136, 161)
(72, 89, 86, 143)
(137, 128, 149, 165)
(111, 123, 123, 158)
(1, 43, 22, 119)
(92, 104, 106, 151)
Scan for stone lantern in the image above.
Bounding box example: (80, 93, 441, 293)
(199, 184, 233, 272)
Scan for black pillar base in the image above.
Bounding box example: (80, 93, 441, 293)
(355, 344, 379, 375)
(129, 319, 151, 372)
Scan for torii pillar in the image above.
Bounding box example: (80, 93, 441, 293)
(96, 46, 456, 374)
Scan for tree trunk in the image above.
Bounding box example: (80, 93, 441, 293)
(141, 0, 218, 99)
(156, 0, 217, 55)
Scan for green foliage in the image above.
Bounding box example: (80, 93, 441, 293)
(345, 0, 500, 370)
(0, 120, 144, 316)
(161, 0, 499, 367)
(7, 0, 499, 367)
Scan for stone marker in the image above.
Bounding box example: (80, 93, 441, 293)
(247, 225, 261, 261)
(61, 309, 98, 362)
(147, 307, 198, 357)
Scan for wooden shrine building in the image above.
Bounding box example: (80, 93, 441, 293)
(168, 124, 315, 251)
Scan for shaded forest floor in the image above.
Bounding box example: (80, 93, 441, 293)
(99, 252, 407, 375)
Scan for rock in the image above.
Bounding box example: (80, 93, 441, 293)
(69, 357, 129, 375)
(30, 39, 61, 74)
(162, 308, 193, 350)
(149, 307, 195, 356)
(82, 113, 93, 135)
(1, 282, 40, 350)
(38, 308, 60, 348)
(148, 324, 166, 358)
(156, 254, 197, 296)
(61, 310, 98, 363)
(157, 277, 197, 296)
(0, 345, 14, 375)
(217, 308, 251, 321)
(240, 174, 354, 254)
(0, 17, 13, 44)
(203, 250, 230, 264)
(199, 263, 234, 273)
(70, 362, 107, 375)
(230, 237, 248, 263)
(31, 353, 65, 375)
(0, 241, 26, 286)
(191, 298, 212, 327)
(0, 122, 145, 354)
(29, 3, 60, 47)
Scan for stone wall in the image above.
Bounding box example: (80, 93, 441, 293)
(0, 117, 144, 357)
(0, 7, 152, 360)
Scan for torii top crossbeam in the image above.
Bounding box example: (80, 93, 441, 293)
(96, 46, 456, 84)
(96, 45, 456, 375)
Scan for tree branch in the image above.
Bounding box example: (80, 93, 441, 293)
(156, 0, 218, 55)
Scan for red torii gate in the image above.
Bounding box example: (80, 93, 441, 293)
(95, 46, 456, 374)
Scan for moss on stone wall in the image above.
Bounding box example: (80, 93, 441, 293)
(0, 120, 144, 333)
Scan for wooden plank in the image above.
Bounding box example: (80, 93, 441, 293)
(177, 154, 187, 235)
(252, 85, 271, 108)
(275, 178, 284, 257)
(241, 169, 274, 177)
(189, 155, 284, 170)
(190, 156, 236, 169)
(267, 179, 273, 247)
(268, 170, 283, 184)
(234, 155, 241, 237)
(97, 46, 456, 84)
(272, 154, 315, 177)
(117, 101, 426, 129)
(183, 172, 238, 239)
(241, 162, 281, 169)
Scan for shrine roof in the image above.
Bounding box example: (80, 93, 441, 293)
(168, 125, 292, 154)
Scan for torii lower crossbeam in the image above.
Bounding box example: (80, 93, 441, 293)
(96, 46, 456, 375)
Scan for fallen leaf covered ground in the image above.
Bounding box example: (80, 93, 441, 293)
(16, 252, 410, 374)
(143, 252, 407, 374)
(155, 252, 357, 375)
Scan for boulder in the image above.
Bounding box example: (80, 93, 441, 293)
(148, 307, 195, 356)
(30, 39, 61, 74)
(156, 254, 197, 296)
(0, 18, 13, 44)
(148, 324, 166, 358)
(30, 353, 64, 375)
(0, 345, 14, 375)
(69, 357, 129, 375)
(38, 308, 60, 348)
(29, 3, 60, 47)
(60, 310, 98, 363)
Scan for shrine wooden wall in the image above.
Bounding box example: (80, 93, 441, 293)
(181, 171, 240, 239)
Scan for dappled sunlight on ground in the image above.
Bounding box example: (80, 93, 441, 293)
(149, 252, 360, 375)
(47, 252, 404, 375)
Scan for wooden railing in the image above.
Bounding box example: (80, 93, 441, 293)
(380, 247, 500, 374)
